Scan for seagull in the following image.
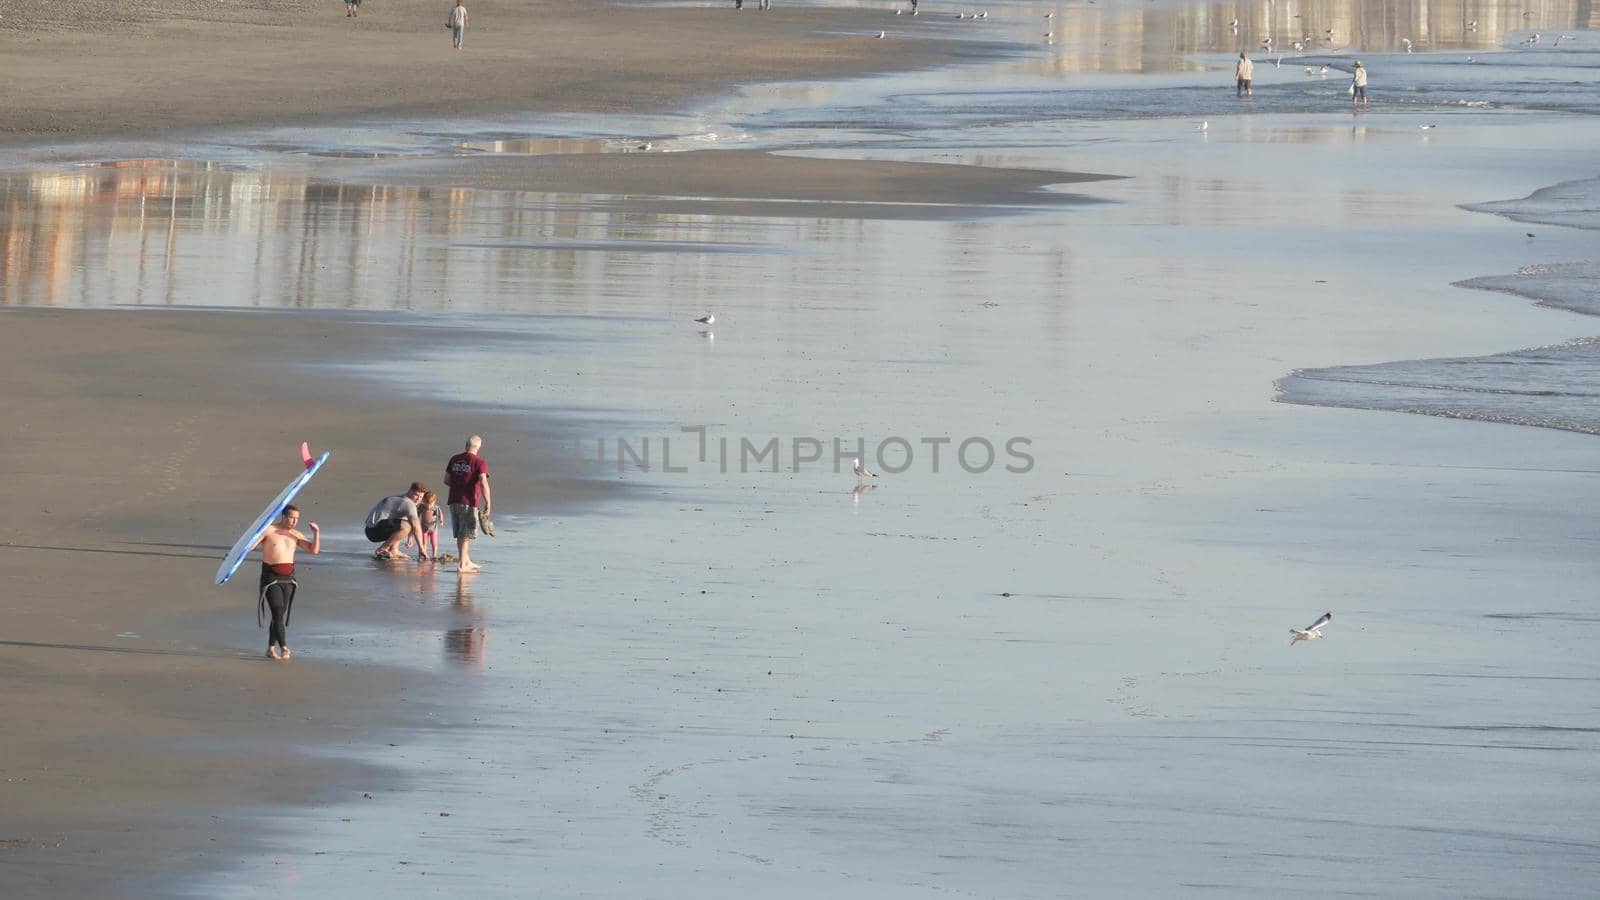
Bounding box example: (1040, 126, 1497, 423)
(1197, 120, 1208, 131)
(1044, 31, 1053, 41)
(1292, 40, 1304, 51)
(1305, 66, 1316, 75)
(1419, 123, 1436, 129)
(1227, 18, 1237, 29)
(956, 12, 965, 19)
(853, 458, 878, 480)
(1319, 64, 1328, 76)
(1289, 612, 1332, 646)
(1402, 37, 1412, 52)
(636, 141, 653, 151)
(976, 10, 987, 19)
(694, 314, 715, 325)
(1555, 34, 1572, 46)
(876, 30, 885, 38)
(1044, 12, 1053, 19)
(895, 8, 902, 13)
(1467, 20, 1477, 31)
(1466, 55, 1475, 63)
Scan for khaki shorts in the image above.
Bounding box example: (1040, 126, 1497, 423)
(449, 503, 479, 541)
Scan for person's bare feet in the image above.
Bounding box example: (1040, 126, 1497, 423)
(268, 645, 282, 660)
(458, 561, 481, 573)
(281, 647, 292, 660)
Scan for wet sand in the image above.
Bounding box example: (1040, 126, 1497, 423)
(7, 1, 1600, 896)
(0, 309, 609, 896)
(334, 148, 1117, 217)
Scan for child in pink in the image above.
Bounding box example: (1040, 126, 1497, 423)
(417, 490, 443, 559)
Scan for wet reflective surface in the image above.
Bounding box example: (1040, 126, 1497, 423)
(11, 1, 1600, 896)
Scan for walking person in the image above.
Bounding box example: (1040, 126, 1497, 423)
(1235, 51, 1254, 98)
(252, 505, 321, 661)
(443, 435, 492, 573)
(1351, 60, 1368, 108)
(447, 0, 468, 49)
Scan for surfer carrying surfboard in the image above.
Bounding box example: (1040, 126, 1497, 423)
(253, 504, 321, 660)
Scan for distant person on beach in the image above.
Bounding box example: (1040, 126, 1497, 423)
(366, 482, 431, 561)
(1351, 60, 1368, 108)
(1235, 52, 1254, 98)
(448, 0, 468, 49)
(253, 504, 320, 661)
(345, 0, 360, 17)
(443, 435, 492, 573)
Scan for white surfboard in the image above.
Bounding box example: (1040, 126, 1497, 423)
(215, 442, 329, 585)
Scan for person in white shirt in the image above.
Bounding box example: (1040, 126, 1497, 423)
(1352, 60, 1368, 108)
(447, 0, 468, 50)
(1235, 52, 1254, 98)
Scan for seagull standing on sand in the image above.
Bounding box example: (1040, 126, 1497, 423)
(694, 314, 715, 326)
(1289, 612, 1332, 646)
(853, 458, 878, 480)
(1197, 120, 1208, 131)
(876, 30, 886, 38)
(1402, 37, 1412, 52)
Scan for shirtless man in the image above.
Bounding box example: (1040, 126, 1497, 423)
(253, 504, 321, 660)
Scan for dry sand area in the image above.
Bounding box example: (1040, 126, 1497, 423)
(0, 0, 961, 142)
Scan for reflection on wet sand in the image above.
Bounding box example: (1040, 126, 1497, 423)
(446, 573, 487, 668)
(0, 159, 771, 311)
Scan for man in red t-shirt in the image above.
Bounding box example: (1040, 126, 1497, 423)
(443, 434, 492, 572)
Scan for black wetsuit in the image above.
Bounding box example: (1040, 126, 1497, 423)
(258, 562, 297, 650)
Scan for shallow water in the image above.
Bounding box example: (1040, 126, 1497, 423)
(7, 1, 1600, 896)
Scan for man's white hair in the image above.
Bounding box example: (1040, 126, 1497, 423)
(466, 434, 482, 450)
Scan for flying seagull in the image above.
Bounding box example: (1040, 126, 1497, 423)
(853, 458, 878, 480)
(694, 314, 715, 325)
(1289, 612, 1332, 646)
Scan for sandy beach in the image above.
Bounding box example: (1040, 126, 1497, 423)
(4, 0, 1600, 896)
(0, 0, 969, 143)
